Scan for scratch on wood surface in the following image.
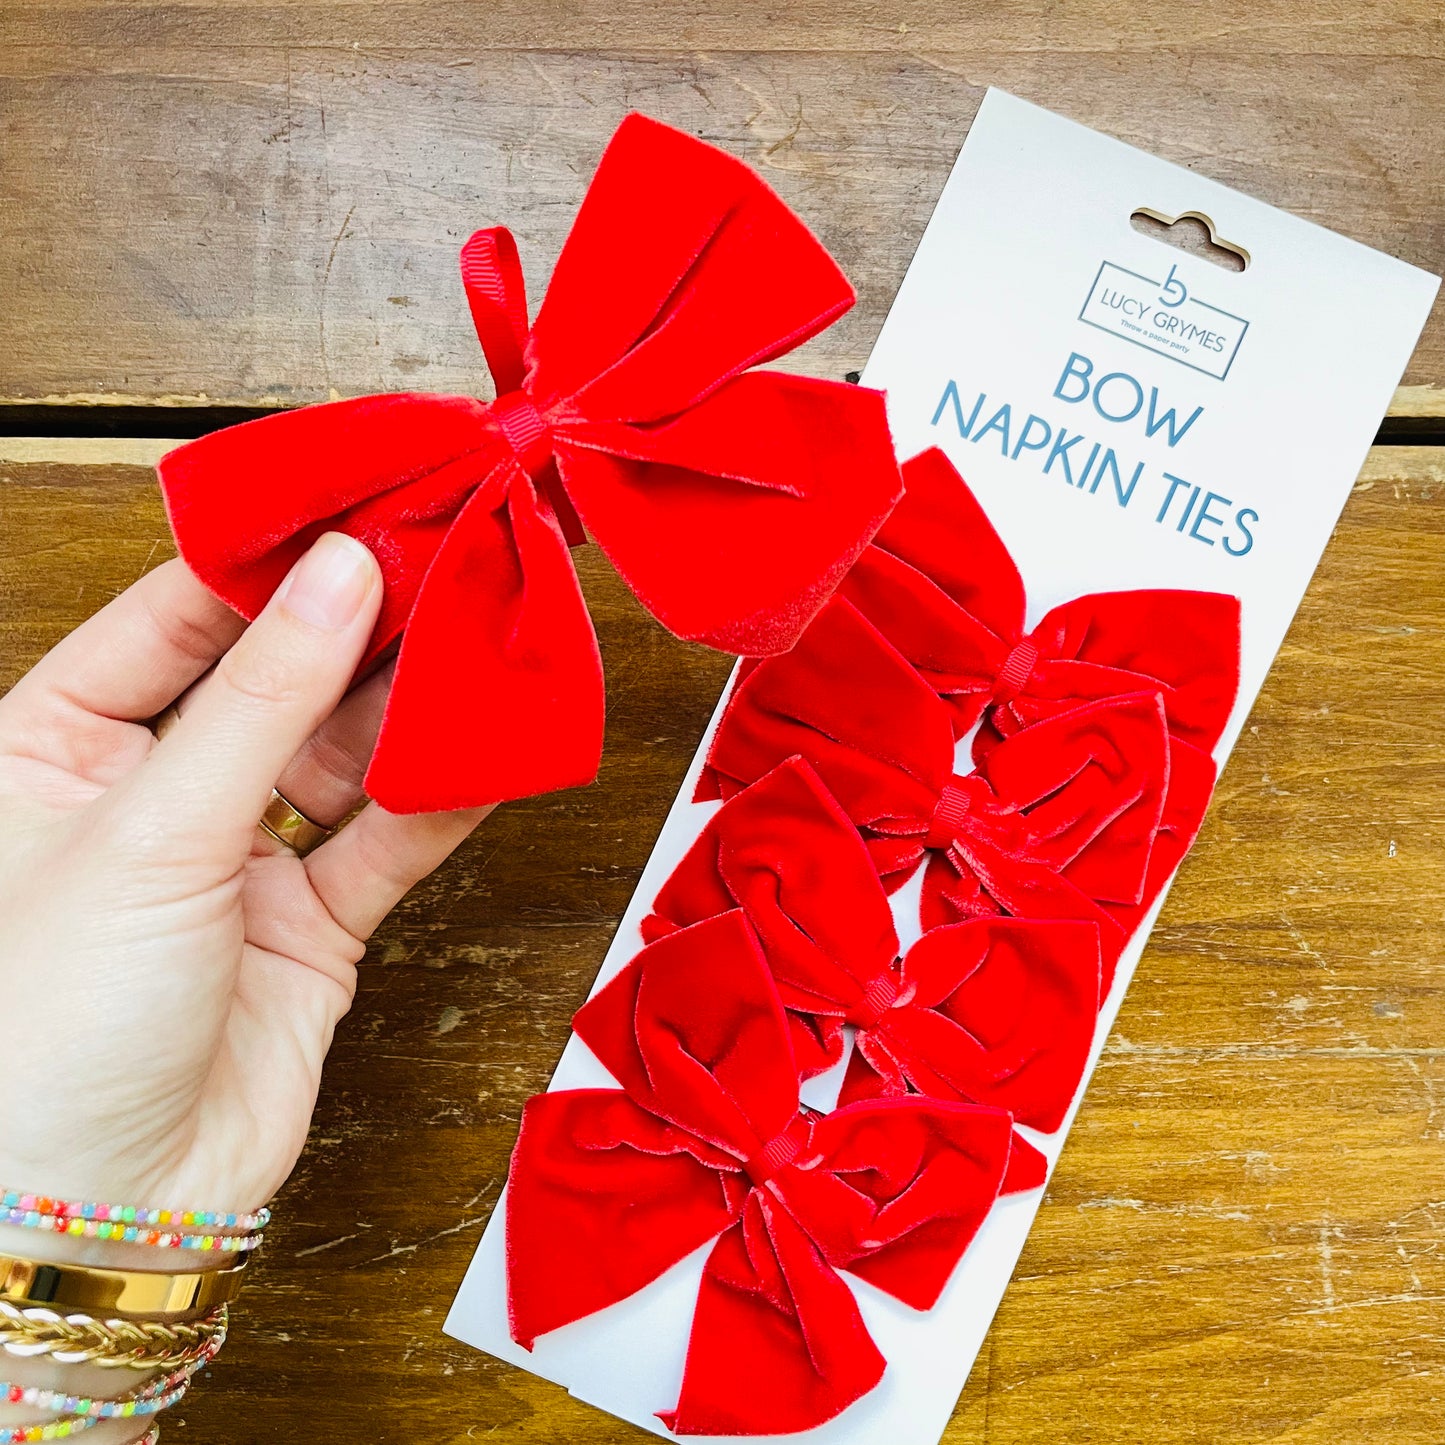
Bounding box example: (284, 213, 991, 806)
(1078, 1196, 1253, 1223)
(1279, 910, 1330, 969)
(1102, 1039, 1445, 1061)
(294, 1229, 368, 1258)
(1399, 1055, 1442, 1138)
(1318, 1218, 1339, 1311)
(318, 201, 357, 395)
(356, 1182, 496, 1267)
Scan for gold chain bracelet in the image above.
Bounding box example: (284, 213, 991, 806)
(0, 1298, 227, 1369)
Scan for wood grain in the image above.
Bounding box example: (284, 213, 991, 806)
(3, 443, 1445, 1441)
(0, 3, 1442, 408)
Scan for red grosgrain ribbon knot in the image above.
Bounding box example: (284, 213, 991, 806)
(926, 775, 978, 851)
(745, 1114, 813, 1185)
(838, 447, 1241, 751)
(644, 759, 1098, 1150)
(505, 911, 1027, 1435)
(488, 391, 554, 480)
(156, 113, 903, 812)
(993, 637, 1040, 703)
(701, 600, 1218, 980)
(848, 970, 903, 1030)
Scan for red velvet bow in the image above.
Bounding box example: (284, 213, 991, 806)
(645, 758, 1101, 1136)
(505, 911, 1028, 1435)
(702, 600, 1216, 973)
(838, 447, 1241, 752)
(156, 113, 903, 812)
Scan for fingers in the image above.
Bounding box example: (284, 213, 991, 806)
(163, 658, 394, 861)
(0, 558, 244, 755)
(305, 801, 491, 941)
(110, 534, 383, 866)
(273, 663, 395, 826)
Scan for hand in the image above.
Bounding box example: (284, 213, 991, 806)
(0, 534, 488, 1216)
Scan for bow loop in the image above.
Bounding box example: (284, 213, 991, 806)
(573, 912, 800, 1163)
(844, 919, 1104, 1133)
(459, 227, 531, 394)
(528, 113, 856, 422)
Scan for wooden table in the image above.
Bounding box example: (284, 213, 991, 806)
(3, 5, 1445, 1440)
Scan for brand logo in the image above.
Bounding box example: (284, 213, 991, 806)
(1079, 260, 1248, 380)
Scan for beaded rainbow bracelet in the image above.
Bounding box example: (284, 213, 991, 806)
(4, 1213, 262, 1255)
(0, 1194, 269, 1255)
(0, 1377, 188, 1437)
(0, 1414, 102, 1442)
(0, 1194, 268, 1234)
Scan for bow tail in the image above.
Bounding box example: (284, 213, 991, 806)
(1002, 1133, 1049, 1193)
(840, 1033, 909, 1104)
(505, 1090, 742, 1351)
(365, 467, 605, 812)
(661, 1193, 885, 1436)
(837, 1036, 1050, 1196)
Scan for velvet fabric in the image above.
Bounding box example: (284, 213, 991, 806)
(645, 757, 901, 1079)
(156, 113, 904, 813)
(505, 911, 1027, 1435)
(835, 919, 1102, 1133)
(645, 758, 1101, 1135)
(838, 447, 1241, 752)
(701, 599, 1215, 980)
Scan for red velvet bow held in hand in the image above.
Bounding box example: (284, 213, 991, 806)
(505, 911, 1026, 1436)
(157, 114, 903, 812)
(840, 447, 1241, 753)
(702, 600, 1217, 969)
(645, 758, 1101, 1142)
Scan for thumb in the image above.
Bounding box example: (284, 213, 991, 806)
(114, 533, 383, 866)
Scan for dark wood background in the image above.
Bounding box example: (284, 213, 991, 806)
(3, 5, 1445, 1441)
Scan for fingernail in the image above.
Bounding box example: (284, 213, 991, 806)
(278, 533, 377, 630)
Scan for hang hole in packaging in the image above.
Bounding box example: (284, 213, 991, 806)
(1130, 207, 1250, 272)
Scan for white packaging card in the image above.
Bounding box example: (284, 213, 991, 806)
(447, 90, 1438, 1443)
